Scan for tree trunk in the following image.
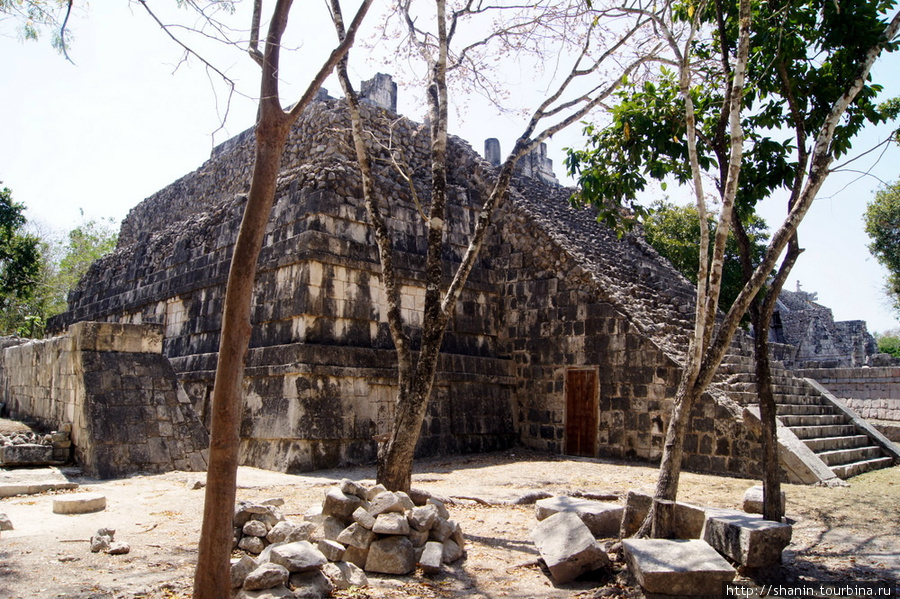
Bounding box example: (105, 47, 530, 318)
(192, 0, 372, 593)
(193, 119, 291, 598)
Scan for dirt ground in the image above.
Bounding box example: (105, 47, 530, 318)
(0, 444, 898, 599)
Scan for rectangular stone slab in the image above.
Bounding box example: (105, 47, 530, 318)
(703, 511, 792, 568)
(623, 539, 736, 596)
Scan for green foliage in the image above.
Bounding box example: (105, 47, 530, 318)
(0, 0, 77, 55)
(642, 201, 769, 312)
(566, 0, 899, 225)
(0, 186, 118, 337)
(864, 180, 900, 314)
(0, 183, 42, 335)
(874, 329, 900, 357)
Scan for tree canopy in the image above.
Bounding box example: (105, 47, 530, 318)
(864, 180, 900, 314)
(0, 182, 41, 335)
(642, 200, 769, 314)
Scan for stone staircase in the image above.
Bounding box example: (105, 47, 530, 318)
(715, 346, 898, 480)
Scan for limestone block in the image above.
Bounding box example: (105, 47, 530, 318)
(243, 520, 268, 538)
(352, 506, 376, 530)
(107, 541, 130, 555)
(418, 541, 444, 573)
(343, 544, 369, 569)
(535, 496, 624, 538)
(243, 563, 289, 591)
(368, 491, 405, 516)
(703, 511, 792, 568)
(267, 521, 314, 544)
(317, 516, 347, 542)
(234, 585, 293, 599)
(231, 555, 259, 588)
(0, 513, 13, 531)
(364, 484, 388, 501)
(0, 444, 54, 465)
(742, 485, 786, 515)
(321, 561, 368, 590)
(289, 569, 334, 599)
(52, 492, 106, 514)
(373, 512, 411, 535)
(337, 522, 376, 549)
(408, 528, 429, 547)
(365, 536, 416, 575)
(530, 511, 609, 583)
(269, 541, 328, 573)
(395, 491, 416, 511)
(317, 539, 345, 562)
(408, 504, 438, 531)
(673, 501, 707, 539)
(239, 535, 266, 554)
(619, 490, 652, 538)
(340, 478, 368, 499)
(323, 487, 363, 521)
(442, 539, 464, 563)
(622, 539, 736, 596)
(429, 517, 456, 542)
(427, 497, 450, 520)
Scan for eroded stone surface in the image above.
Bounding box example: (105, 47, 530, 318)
(535, 496, 624, 538)
(530, 511, 609, 583)
(622, 538, 736, 596)
(703, 511, 792, 568)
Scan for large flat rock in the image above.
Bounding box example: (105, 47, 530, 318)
(535, 496, 624, 538)
(531, 511, 609, 583)
(703, 511, 792, 568)
(623, 539, 736, 596)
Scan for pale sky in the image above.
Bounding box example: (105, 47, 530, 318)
(1, 2, 899, 333)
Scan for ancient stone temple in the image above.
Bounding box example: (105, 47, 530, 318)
(3, 75, 896, 481)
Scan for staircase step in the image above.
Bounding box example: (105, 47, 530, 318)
(790, 424, 858, 439)
(804, 435, 871, 452)
(776, 404, 833, 416)
(816, 446, 885, 467)
(780, 414, 847, 427)
(830, 457, 896, 479)
(775, 394, 827, 406)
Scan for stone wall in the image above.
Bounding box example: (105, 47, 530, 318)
(493, 190, 762, 477)
(47, 81, 764, 478)
(0, 322, 208, 478)
(797, 367, 900, 423)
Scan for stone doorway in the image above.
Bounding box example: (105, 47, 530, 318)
(565, 367, 599, 457)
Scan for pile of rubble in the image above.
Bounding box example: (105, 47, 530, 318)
(528, 487, 793, 596)
(0, 425, 71, 466)
(231, 479, 466, 598)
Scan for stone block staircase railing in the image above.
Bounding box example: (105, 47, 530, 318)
(715, 346, 899, 483)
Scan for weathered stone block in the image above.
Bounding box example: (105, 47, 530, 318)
(269, 541, 328, 573)
(323, 487, 363, 520)
(418, 541, 444, 573)
(622, 539, 736, 596)
(243, 563, 289, 591)
(321, 560, 368, 590)
(530, 511, 609, 583)
(0, 444, 54, 465)
(703, 511, 792, 568)
(372, 512, 410, 535)
(742, 485, 786, 515)
(337, 522, 376, 549)
(317, 539, 345, 562)
(52, 492, 106, 514)
(289, 569, 334, 599)
(535, 496, 624, 538)
(231, 555, 258, 588)
(365, 536, 416, 575)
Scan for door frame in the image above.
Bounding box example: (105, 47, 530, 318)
(564, 366, 599, 457)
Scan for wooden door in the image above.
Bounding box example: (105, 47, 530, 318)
(565, 368, 598, 456)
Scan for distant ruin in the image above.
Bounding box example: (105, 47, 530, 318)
(1, 74, 896, 480)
